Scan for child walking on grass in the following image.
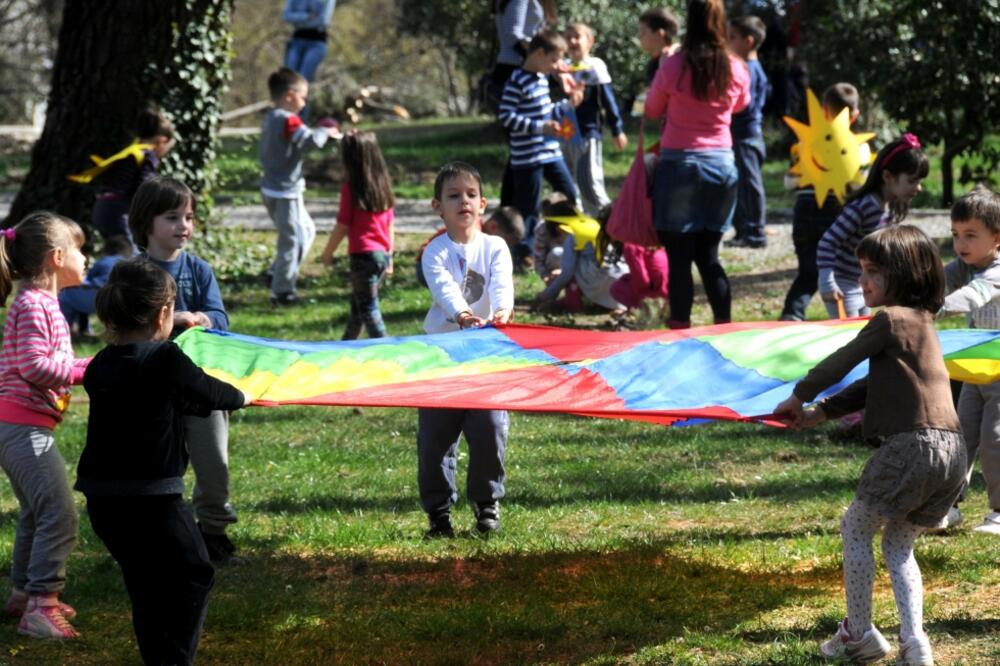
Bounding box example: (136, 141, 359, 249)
(817, 134, 927, 318)
(0, 212, 89, 639)
(320, 130, 395, 339)
(129, 177, 244, 566)
(937, 186, 1000, 535)
(418, 162, 513, 537)
(776, 225, 965, 665)
(77, 257, 250, 665)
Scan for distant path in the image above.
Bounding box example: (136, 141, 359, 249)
(0, 191, 952, 247)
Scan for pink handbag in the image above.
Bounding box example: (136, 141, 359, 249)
(607, 119, 660, 247)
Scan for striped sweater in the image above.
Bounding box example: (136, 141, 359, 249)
(498, 68, 568, 168)
(0, 289, 88, 429)
(816, 194, 888, 294)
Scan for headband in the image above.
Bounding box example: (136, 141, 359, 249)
(882, 132, 921, 166)
(1, 228, 14, 241)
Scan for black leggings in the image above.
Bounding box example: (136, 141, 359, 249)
(657, 230, 730, 326)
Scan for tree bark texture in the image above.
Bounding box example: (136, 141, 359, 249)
(5, 0, 233, 230)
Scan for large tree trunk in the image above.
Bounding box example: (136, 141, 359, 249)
(4, 0, 233, 229)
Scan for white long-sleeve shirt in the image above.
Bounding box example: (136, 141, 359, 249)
(421, 231, 514, 334)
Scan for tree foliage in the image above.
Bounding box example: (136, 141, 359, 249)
(5, 0, 233, 227)
(803, 0, 1000, 205)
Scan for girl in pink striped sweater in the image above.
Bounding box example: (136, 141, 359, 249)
(0, 212, 89, 639)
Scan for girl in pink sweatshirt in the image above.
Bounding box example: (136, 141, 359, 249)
(0, 212, 90, 639)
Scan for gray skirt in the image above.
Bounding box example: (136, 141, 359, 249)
(856, 428, 966, 528)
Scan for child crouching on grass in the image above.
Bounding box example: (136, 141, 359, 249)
(418, 162, 513, 537)
(775, 225, 965, 665)
(76, 257, 251, 665)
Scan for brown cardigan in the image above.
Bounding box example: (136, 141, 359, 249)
(794, 307, 960, 440)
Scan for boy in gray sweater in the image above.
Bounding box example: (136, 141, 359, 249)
(938, 186, 1000, 534)
(260, 67, 341, 305)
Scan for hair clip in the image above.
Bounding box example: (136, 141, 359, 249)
(1, 228, 15, 241)
(883, 133, 922, 165)
(901, 132, 921, 149)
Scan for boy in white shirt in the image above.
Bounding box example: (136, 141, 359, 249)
(418, 162, 514, 537)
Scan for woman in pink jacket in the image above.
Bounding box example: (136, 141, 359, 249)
(645, 0, 750, 329)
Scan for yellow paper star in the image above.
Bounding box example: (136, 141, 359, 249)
(784, 89, 876, 207)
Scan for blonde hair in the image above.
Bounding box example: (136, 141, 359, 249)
(0, 211, 85, 305)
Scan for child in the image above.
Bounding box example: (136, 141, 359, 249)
(725, 16, 770, 249)
(779, 83, 868, 320)
(319, 131, 395, 339)
(415, 206, 524, 288)
(260, 66, 341, 305)
(938, 186, 1000, 535)
(69, 102, 175, 245)
(128, 177, 242, 565)
(607, 206, 669, 314)
(562, 22, 628, 217)
(498, 29, 581, 271)
(0, 212, 89, 639)
(638, 7, 680, 84)
(418, 162, 513, 536)
(775, 225, 964, 665)
(76, 257, 250, 665)
(816, 134, 927, 318)
(58, 235, 133, 339)
(535, 200, 628, 313)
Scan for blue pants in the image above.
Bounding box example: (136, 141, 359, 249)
(284, 37, 327, 81)
(417, 408, 508, 516)
(343, 251, 388, 340)
(59, 286, 99, 333)
(510, 158, 578, 261)
(732, 136, 767, 244)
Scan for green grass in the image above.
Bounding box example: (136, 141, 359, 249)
(2, 230, 1000, 664)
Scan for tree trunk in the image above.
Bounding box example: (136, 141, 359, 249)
(5, 0, 233, 229)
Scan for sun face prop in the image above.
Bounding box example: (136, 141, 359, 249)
(784, 89, 876, 207)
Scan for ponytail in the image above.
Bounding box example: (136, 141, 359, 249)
(0, 212, 84, 306)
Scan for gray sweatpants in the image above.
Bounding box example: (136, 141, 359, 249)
(562, 137, 611, 217)
(184, 411, 236, 535)
(416, 408, 508, 515)
(263, 194, 316, 297)
(957, 381, 1000, 510)
(0, 422, 78, 594)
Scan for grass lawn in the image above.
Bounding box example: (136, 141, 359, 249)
(1, 225, 999, 665)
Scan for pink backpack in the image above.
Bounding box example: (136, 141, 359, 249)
(607, 119, 660, 247)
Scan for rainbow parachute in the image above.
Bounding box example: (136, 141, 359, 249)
(175, 321, 1000, 426)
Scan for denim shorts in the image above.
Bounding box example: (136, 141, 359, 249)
(652, 149, 738, 234)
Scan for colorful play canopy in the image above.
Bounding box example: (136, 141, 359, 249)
(175, 321, 1000, 426)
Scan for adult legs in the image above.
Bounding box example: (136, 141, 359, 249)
(691, 230, 730, 323)
(657, 231, 696, 327)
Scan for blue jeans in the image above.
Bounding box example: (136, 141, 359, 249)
(59, 285, 99, 333)
(653, 149, 738, 234)
(732, 136, 767, 244)
(284, 37, 327, 81)
(510, 158, 578, 261)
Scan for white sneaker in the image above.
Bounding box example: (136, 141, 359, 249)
(926, 506, 963, 534)
(897, 632, 934, 665)
(820, 618, 892, 662)
(972, 510, 1000, 535)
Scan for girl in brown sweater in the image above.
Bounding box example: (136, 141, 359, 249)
(775, 225, 965, 665)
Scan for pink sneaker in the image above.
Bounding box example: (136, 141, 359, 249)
(17, 597, 79, 639)
(5, 590, 76, 620)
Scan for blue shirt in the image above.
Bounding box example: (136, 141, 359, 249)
(731, 60, 768, 140)
(147, 252, 229, 332)
(83, 254, 125, 288)
(569, 57, 625, 139)
(283, 0, 335, 31)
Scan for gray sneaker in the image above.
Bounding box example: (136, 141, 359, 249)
(819, 618, 891, 662)
(898, 632, 934, 665)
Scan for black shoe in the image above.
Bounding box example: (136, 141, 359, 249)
(269, 292, 302, 307)
(474, 503, 500, 534)
(200, 527, 246, 566)
(424, 511, 454, 539)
